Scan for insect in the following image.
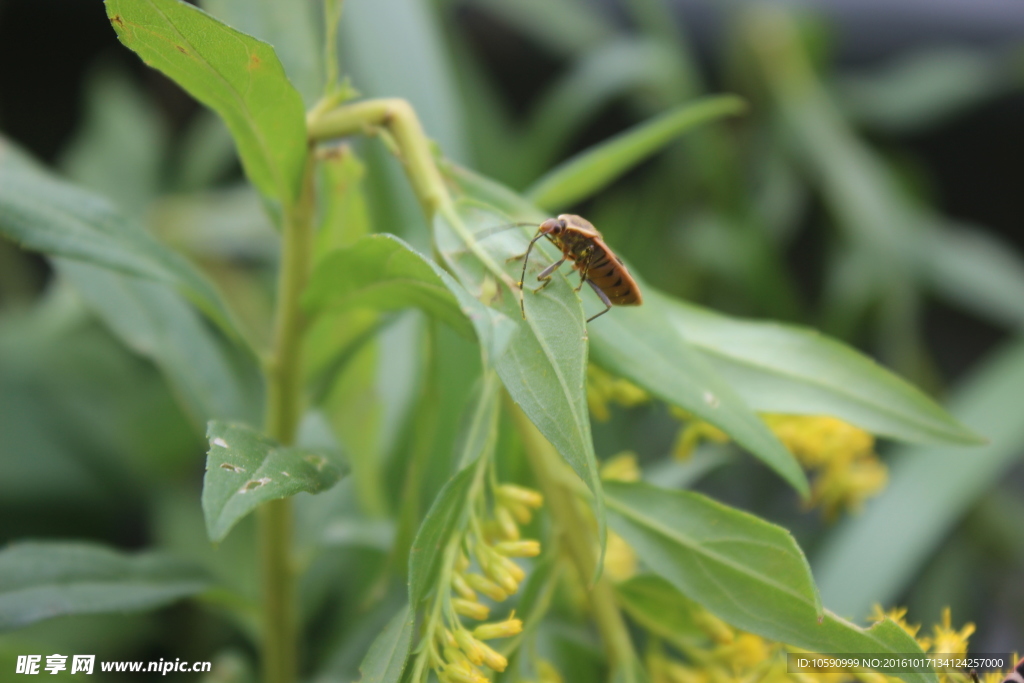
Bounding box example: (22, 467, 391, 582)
(509, 214, 642, 323)
(971, 655, 1024, 683)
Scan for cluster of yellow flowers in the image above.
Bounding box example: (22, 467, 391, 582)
(427, 484, 545, 683)
(672, 411, 887, 519)
(763, 415, 887, 519)
(586, 365, 649, 421)
(645, 603, 982, 683)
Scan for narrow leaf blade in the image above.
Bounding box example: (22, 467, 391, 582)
(203, 421, 346, 542)
(526, 95, 745, 210)
(0, 542, 207, 631)
(0, 141, 242, 344)
(354, 604, 415, 683)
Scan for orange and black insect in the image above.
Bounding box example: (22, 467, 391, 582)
(510, 214, 642, 322)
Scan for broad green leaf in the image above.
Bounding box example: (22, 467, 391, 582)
(201, 0, 323, 105)
(660, 294, 983, 445)
(814, 341, 1024, 619)
(408, 372, 498, 604)
(614, 575, 704, 647)
(59, 260, 262, 426)
(433, 203, 607, 565)
(591, 290, 809, 495)
(605, 482, 934, 683)
(526, 95, 746, 210)
(105, 0, 307, 206)
(0, 141, 242, 345)
(303, 234, 515, 365)
(0, 542, 207, 631)
(202, 421, 346, 542)
(353, 604, 414, 683)
(605, 481, 822, 627)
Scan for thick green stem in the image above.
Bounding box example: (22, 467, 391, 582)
(307, 98, 517, 288)
(260, 153, 316, 683)
(509, 402, 636, 672)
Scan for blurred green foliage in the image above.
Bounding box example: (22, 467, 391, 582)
(1, 0, 1023, 682)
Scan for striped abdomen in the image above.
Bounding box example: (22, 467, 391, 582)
(579, 243, 642, 306)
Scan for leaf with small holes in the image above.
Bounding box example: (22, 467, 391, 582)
(202, 421, 346, 542)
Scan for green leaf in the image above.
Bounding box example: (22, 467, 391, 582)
(202, 421, 346, 542)
(605, 481, 934, 683)
(605, 481, 822, 629)
(0, 542, 207, 631)
(814, 341, 1024, 619)
(353, 604, 414, 683)
(660, 293, 983, 445)
(304, 234, 515, 365)
(0, 140, 242, 345)
(105, 0, 307, 206)
(313, 146, 372, 263)
(408, 372, 498, 604)
(614, 575, 704, 647)
(526, 95, 746, 210)
(201, 0, 323, 105)
(433, 203, 607, 566)
(59, 260, 262, 425)
(924, 224, 1024, 332)
(591, 290, 809, 495)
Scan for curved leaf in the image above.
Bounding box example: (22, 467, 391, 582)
(526, 95, 746, 210)
(203, 421, 346, 542)
(606, 481, 934, 683)
(663, 296, 983, 445)
(433, 203, 606, 565)
(408, 372, 498, 604)
(304, 234, 515, 365)
(592, 290, 809, 495)
(105, 0, 307, 206)
(0, 141, 242, 344)
(0, 542, 207, 631)
(354, 604, 414, 683)
(814, 341, 1024, 619)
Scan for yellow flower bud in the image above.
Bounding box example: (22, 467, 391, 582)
(473, 616, 524, 640)
(536, 659, 564, 683)
(452, 598, 489, 621)
(465, 573, 509, 602)
(495, 554, 526, 583)
(442, 662, 488, 683)
(600, 452, 641, 482)
(506, 501, 534, 524)
(455, 551, 470, 573)
(494, 540, 541, 557)
(451, 572, 477, 601)
(497, 484, 543, 509)
(439, 628, 459, 648)
(454, 629, 485, 665)
(495, 505, 521, 540)
(477, 640, 508, 672)
(481, 555, 519, 594)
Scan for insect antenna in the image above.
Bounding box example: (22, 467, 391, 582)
(472, 221, 538, 241)
(518, 232, 547, 319)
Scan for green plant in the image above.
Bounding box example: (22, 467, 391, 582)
(1, 2, 1021, 683)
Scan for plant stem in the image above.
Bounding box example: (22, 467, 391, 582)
(509, 401, 637, 672)
(307, 98, 517, 288)
(260, 152, 316, 683)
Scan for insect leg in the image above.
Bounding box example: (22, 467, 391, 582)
(532, 257, 566, 293)
(585, 278, 613, 322)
